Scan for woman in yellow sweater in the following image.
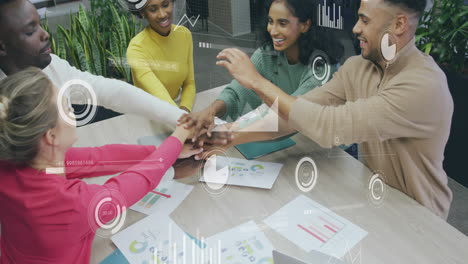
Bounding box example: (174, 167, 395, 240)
(127, 0, 195, 112)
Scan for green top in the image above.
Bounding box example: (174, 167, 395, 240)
(217, 47, 338, 121)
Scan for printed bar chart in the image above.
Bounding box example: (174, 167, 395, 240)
(138, 188, 169, 208)
(297, 212, 345, 246)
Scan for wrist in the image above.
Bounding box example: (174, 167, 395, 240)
(211, 100, 227, 118)
(172, 126, 191, 143)
(249, 75, 268, 94)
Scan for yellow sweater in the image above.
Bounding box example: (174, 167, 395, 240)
(127, 25, 196, 111)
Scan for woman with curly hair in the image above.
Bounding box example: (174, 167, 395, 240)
(179, 0, 343, 135)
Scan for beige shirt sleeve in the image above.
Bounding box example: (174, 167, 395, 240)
(288, 60, 443, 148)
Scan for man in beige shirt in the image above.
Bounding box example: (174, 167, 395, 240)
(207, 0, 453, 219)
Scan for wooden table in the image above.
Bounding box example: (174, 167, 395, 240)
(77, 87, 468, 264)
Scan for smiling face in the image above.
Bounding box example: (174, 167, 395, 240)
(267, 1, 310, 60)
(141, 0, 174, 36)
(352, 0, 394, 64)
(0, 0, 51, 72)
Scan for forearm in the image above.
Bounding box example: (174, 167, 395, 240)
(65, 145, 156, 179)
(210, 100, 227, 117)
(250, 78, 296, 121)
(179, 83, 196, 111)
(171, 125, 192, 144)
(75, 74, 185, 125)
(229, 111, 296, 146)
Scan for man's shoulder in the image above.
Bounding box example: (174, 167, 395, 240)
(336, 54, 372, 77)
(399, 50, 447, 87)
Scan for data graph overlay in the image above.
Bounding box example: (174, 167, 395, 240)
(318, 0, 343, 30)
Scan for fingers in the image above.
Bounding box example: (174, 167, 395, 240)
(207, 122, 216, 138)
(194, 150, 210, 161)
(230, 48, 248, 59)
(216, 60, 231, 70)
(183, 118, 197, 129)
(203, 136, 228, 146)
(177, 113, 190, 124)
(187, 147, 204, 157)
(193, 127, 208, 143)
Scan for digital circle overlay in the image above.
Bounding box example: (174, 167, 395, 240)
(197, 148, 232, 197)
(295, 157, 318, 193)
(308, 50, 332, 85)
(87, 189, 128, 238)
(57, 79, 98, 127)
(120, 0, 149, 11)
(367, 171, 388, 207)
(380, 30, 397, 64)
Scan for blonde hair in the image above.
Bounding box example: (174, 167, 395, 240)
(0, 67, 58, 164)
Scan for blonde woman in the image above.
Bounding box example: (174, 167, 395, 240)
(0, 68, 201, 263)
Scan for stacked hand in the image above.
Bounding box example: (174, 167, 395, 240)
(177, 107, 216, 141)
(172, 124, 203, 159)
(178, 112, 235, 160)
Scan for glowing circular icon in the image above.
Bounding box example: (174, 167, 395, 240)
(380, 31, 397, 63)
(57, 79, 98, 127)
(87, 189, 127, 238)
(367, 171, 387, 207)
(308, 50, 332, 85)
(197, 148, 231, 197)
(120, 0, 149, 11)
(295, 157, 318, 193)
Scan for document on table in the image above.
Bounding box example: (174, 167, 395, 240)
(129, 176, 193, 216)
(199, 156, 283, 189)
(111, 215, 206, 264)
(263, 195, 367, 258)
(206, 221, 275, 264)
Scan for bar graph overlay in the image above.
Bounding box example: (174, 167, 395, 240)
(318, 0, 343, 30)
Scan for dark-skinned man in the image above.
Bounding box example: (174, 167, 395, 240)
(0, 0, 185, 125)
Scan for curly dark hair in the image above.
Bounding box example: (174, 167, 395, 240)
(384, 0, 427, 18)
(129, 0, 176, 18)
(259, 0, 343, 65)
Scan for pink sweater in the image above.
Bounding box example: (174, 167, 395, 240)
(0, 136, 182, 264)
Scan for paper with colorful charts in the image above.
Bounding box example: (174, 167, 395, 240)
(111, 216, 274, 264)
(129, 178, 193, 216)
(199, 156, 283, 189)
(205, 220, 275, 264)
(111, 215, 207, 264)
(263, 195, 368, 258)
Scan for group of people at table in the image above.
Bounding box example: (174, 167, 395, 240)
(0, 0, 454, 263)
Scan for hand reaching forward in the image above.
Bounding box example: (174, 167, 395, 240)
(216, 48, 262, 91)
